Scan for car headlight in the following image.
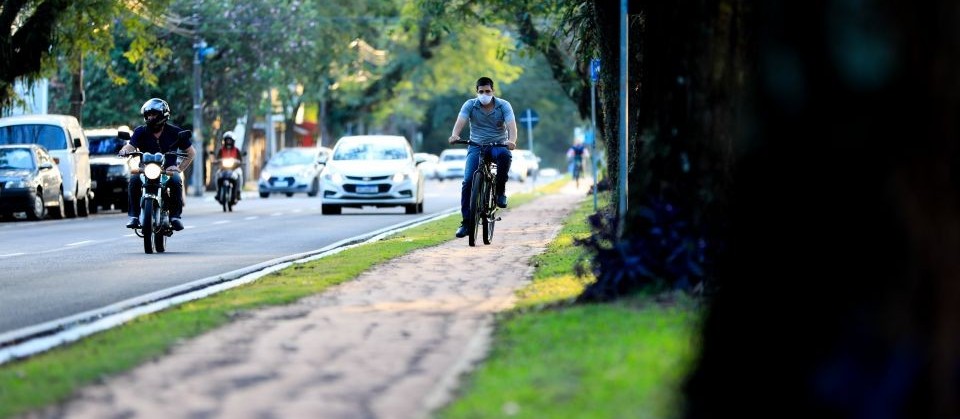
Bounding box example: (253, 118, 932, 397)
(392, 172, 408, 183)
(323, 171, 343, 183)
(4, 179, 29, 189)
(260, 170, 271, 181)
(144, 164, 163, 180)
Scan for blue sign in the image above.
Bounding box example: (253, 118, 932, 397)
(590, 58, 600, 82)
(584, 130, 595, 146)
(520, 108, 539, 130)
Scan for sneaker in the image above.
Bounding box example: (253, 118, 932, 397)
(455, 223, 468, 238)
(170, 217, 184, 231)
(496, 194, 508, 208)
(125, 217, 140, 229)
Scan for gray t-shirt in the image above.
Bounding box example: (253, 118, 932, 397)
(458, 97, 516, 144)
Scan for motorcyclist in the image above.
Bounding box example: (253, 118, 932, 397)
(118, 98, 196, 231)
(213, 131, 244, 203)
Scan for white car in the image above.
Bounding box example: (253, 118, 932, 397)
(508, 149, 540, 181)
(436, 148, 468, 181)
(321, 135, 425, 215)
(414, 152, 440, 179)
(258, 146, 331, 198)
(0, 114, 93, 217)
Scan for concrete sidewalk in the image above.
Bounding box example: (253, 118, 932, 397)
(35, 182, 588, 419)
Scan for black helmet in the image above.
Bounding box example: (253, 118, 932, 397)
(140, 98, 170, 129)
(222, 131, 236, 147)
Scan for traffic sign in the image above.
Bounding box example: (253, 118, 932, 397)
(519, 108, 539, 130)
(590, 58, 600, 82)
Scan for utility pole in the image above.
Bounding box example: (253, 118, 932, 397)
(590, 58, 600, 212)
(191, 37, 206, 197)
(618, 0, 629, 238)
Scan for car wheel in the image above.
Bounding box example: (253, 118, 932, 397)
(405, 204, 417, 214)
(89, 199, 99, 214)
(285, 192, 294, 197)
(26, 190, 47, 220)
(417, 202, 424, 213)
(47, 189, 65, 219)
(307, 178, 319, 197)
(77, 194, 90, 217)
(64, 195, 78, 218)
(259, 192, 270, 198)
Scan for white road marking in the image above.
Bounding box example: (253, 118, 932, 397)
(245, 216, 259, 220)
(213, 220, 231, 225)
(0, 253, 25, 258)
(271, 212, 283, 216)
(66, 240, 95, 247)
(292, 209, 302, 213)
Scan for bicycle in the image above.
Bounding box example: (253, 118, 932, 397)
(571, 157, 584, 188)
(455, 139, 508, 246)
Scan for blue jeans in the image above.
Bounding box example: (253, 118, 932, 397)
(461, 145, 511, 221)
(127, 173, 184, 218)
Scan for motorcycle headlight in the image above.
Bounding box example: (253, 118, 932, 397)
(144, 164, 163, 180)
(222, 158, 238, 168)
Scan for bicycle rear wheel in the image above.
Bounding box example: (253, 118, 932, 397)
(468, 174, 485, 247)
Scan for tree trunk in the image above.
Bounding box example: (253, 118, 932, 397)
(69, 53, 84, 123)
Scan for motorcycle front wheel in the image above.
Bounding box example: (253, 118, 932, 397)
(142, 199, 155, 254)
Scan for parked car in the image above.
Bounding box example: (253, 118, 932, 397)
(436, 148, 468, 181)
(414, 152, 440, 180)
(321, 135, 425, 215)
(258, 146, 331, 198)
(85, 127, 132, 213)
(0, 114, 92, 218)
(508, 149, 536, 182)
(518, 149, 540, 176)
(0, 144, 65, 220)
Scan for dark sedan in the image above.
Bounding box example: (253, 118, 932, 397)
(0, 144, 64, 220)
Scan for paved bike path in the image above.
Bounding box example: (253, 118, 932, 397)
(35, 181, 588, 419)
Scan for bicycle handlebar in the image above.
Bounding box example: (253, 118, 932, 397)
(452, 139, 509, 148)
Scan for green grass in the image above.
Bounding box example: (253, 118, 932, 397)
(440, 193, 702, 419)
(0, 178, 569, 418)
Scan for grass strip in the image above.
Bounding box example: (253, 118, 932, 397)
(440, 193, 702, 419)
(0, 179, 567, 418)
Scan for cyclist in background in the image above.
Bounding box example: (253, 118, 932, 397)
(566, 138, 589, 188)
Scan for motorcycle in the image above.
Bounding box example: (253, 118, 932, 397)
(212, 152, 244, 212)
(121, 130, 191, 254)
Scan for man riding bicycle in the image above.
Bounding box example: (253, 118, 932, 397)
(448, 76, 518, 238)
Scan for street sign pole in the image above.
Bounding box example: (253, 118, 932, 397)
(590, 58, 600, 211)
(618, 0, 629, 238)
(191, 38, 205, 197)
(519, 108, 539, 191)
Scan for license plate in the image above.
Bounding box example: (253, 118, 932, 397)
(356, 185, 378, 193)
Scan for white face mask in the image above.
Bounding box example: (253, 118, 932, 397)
(477, 93, 493, 105)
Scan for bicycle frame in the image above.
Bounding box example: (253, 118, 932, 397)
(456, 140, 507, 246)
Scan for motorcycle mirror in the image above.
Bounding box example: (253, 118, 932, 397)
(178, 130, 192, 141)
(117, 130, 131, 141)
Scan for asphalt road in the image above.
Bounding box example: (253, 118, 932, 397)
(0, 179, 466, 335)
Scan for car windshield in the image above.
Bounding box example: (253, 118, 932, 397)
(0, 148, 35, 170)
(269, 149, 315, 166)
(88, 135, 126, 155)
(334, 141, 408, 161)
(0, 124, 67, 151)
(442, 153, 466, 162)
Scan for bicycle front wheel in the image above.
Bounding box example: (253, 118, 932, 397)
(482, 180, 494, 245)
(468, 174, 485, 247)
